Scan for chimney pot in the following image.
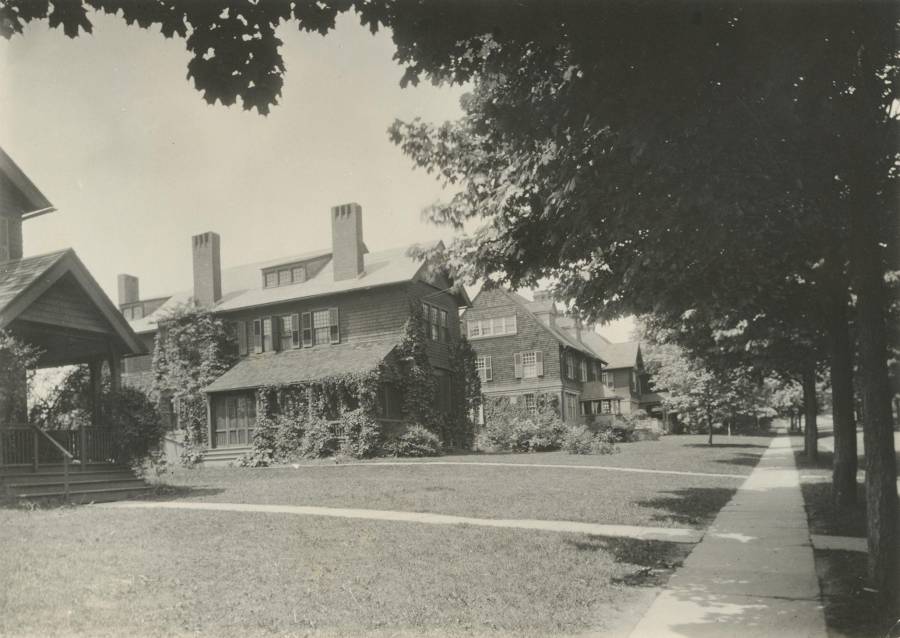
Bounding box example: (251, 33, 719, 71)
(117, 274, 140, 307)
(191, 231, 222, 307)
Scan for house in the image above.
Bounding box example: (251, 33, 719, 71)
(0, 147, 147, 501)
(461, 288, 607, 424)
(119, 203, 470, 458)
(464, 287, 673, 430)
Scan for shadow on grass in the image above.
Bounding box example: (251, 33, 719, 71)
(145, 485, 226, 500)
(714, 453, 766, 468)
(637, 487, 737, 527)
(564, 536, 690, 587)
(683, 443, 769, 449)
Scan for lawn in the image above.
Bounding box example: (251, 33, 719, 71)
(0, 507, 687, 637)
(0, 433, 773, 637)
(153, 434, 768, 529)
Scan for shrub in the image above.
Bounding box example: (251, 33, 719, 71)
(385, 424, 442, 457)
(252, 413, 305, 462)
(104, 387, 166, 467)
(299, 416, 339, 458)
(337, 408, 382, 459)
(477, 395, 566, 452)
(562, 425, 619, 455)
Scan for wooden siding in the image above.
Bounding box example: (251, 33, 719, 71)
(18, 272, 112, 334)
(406, 279, 460, 370)
(462, 288, 564, 393)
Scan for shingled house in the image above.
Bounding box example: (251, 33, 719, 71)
(461, 288, 607, 424)
(120, 203, 469, 460)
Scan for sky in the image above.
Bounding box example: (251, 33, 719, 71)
(0, 10, 634, 342)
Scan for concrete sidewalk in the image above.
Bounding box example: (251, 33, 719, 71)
(628, 432, 826, 638)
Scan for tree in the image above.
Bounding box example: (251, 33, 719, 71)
(4, 0, 896, 604)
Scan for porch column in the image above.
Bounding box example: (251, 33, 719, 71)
(205, 394, 213, 449)
(107, 352, 122, 393)
(88, 360, 103, 427)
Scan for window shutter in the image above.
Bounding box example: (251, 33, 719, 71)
(514, 352, 523, 378)
(237, 321, 248, 356)
(253, 319, 262, 353)
(270, 316, 280, 351)
(291, 314, 300, 348)
(485, 356, 492, 382)
(329, 307, 340, 344)
(535, 351, 544, 377)
(301, 312, 312, 347)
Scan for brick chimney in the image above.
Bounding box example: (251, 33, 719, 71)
(331, 203, 364, 281)
(117, 274, 140, 307)
(531, 290, 557, 328)
(192, 232, 222, 307)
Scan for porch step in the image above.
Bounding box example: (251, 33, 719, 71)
(202, 446, 253, 465)
(0, 463, 120, 477)
(1, 463, 152, 504)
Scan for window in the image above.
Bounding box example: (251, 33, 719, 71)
(564, 393, 578, 423)
(279, 315, 294, 351)
(263, 264, 309, 288)
(262, 317, 273, 352)
(514, 350, 543, 378)
(302, 308, 340, 346)
(313, 309, 330, 345)
(0, 217, 9, 261)
(601, 371, 613, 388)
(566, 353, 575, 379)
(422, 302, 449, 343)
(580, 401, 588, 416)
(524, 394, 537, 416)
(602, 400, 611, 414)
(579, 360, 588, 382)
(475, 355, 492, 382)
(593, 361, 601, 380)
(467, 315, 517, 339)
(440, 309, 449, 342)
(236, 320, 248, 355)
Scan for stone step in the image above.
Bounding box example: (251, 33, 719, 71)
(1, 470, 137, 483)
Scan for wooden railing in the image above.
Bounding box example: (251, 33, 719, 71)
(31, 424, 76, 501)
(0, 425, 116, 468)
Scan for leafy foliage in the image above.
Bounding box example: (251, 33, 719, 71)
(104, 386, 165, 467)
(477, 393, 566, 453)
(336, 408, 381, 459)
(151, 305, 237, 455)
(384, 424, 442, 457)
(561, 425, 618, 456)
(0, 329, 41, 424)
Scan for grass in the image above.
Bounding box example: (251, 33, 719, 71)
(791, 435, 900, 638)
(0, 433, 774, 636)
(0, 507, 690, 637)
(154, 435, 769, 529)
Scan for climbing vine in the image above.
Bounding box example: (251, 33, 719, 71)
(151, 304, 236, 451)
(0, 330, 41, 424)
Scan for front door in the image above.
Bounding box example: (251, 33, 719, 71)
(213, 393, 256, 448)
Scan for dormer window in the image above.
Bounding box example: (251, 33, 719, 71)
(263, 264, 308, 288)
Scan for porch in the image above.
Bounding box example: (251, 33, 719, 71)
(0, 250, 147, 502)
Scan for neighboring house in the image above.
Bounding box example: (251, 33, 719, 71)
(461, 288, 606, 424)
(464, 287, 672, 430)
(119, 203, 469, 456)
(0, 147, 145, 487)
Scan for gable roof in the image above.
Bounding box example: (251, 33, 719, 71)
(205, 337, 399, 393)
(0, 147, 55, 219)
(130, 241, 468, 335)
(495, 289, 603, 361)
(579, 331, 640, 369)
(0, 249, 144, 354)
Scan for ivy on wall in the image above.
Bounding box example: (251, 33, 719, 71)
(151, 305, 236, 450)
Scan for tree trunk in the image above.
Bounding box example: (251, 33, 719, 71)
(850, 183, 899, 608)
(802, 367, 818, 463)
(826, 284, 858, 507)
(846, 7, 899, 607)
(707, 412, 714, 446)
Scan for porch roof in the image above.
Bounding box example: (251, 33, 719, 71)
(580, 381, 632, 401)
(0, 249, 145, 365)
(204, 337, 400, 394)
